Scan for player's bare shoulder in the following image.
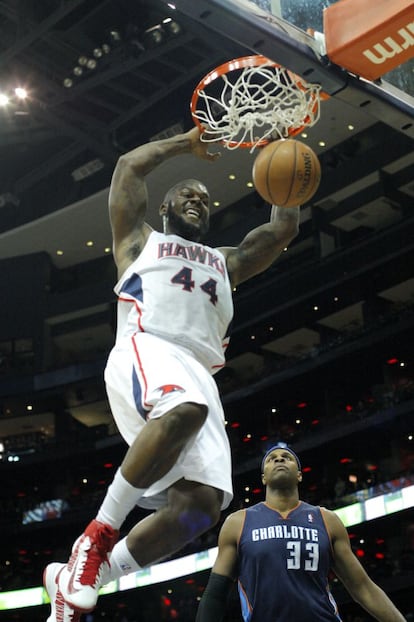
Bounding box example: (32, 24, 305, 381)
(219, 509, 246, 543)
(320, 506, 347, 540)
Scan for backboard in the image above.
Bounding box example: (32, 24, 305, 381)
(163, 0, 414, 139)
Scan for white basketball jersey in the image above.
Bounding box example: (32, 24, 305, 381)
(114, 231, 234, 373)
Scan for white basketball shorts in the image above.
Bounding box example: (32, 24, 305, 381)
(104, 332, 233, 510)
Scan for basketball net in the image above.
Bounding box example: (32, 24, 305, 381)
(191, 55, 325, 151)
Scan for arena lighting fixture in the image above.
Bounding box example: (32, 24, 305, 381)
(0, 86, 29, 103)
(143, 24, 165, 48)
(162, 17, 182, 36)
(62, 32, 120, 89)
(86, 58, 97, 70)
(108, 29, 122, 46)
(14, 87, 27, 99)
(71, 158, 104, 181)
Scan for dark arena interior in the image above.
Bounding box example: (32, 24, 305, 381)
(0, 0, 413, 620)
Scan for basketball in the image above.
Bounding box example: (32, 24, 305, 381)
(252, 139, 321, 207)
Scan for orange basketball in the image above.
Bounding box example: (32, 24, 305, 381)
(252, 139, 321, 207)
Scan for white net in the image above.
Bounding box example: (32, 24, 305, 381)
(193, 62, 322, 150)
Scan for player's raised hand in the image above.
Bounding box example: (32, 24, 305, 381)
(186, 125, 221, 162)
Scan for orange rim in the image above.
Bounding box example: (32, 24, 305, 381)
(191, 55, 327, 148)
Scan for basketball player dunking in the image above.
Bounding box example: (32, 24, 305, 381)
(196, 443, 407, 622)
(43, 125, 300, 622)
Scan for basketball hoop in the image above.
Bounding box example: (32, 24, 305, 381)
(191, 55, 326, 151)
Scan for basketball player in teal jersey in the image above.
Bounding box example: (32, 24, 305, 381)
(43, 126, 301, 621)
(195, 443, 407, 622)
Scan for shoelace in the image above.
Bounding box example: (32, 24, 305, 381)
(77, 529, 113, 587)
(78, 545, 108, 587)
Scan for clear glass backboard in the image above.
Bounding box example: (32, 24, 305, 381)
(251, 0, 413, 96)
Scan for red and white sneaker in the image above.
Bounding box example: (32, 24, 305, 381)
(58, 519, 119, 612)
(43, 562, 81, 622)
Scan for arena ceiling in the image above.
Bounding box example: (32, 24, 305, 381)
(0, 0, 413, 269)
(0, 0, 413, 439)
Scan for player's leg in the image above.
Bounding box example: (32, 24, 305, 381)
(43, 403, 208, 621)
(107, 366, 233, 573)
(119, 400, 208, 488)
(111, 479, 223, 572)
(53, 334, 218, 613)
(54, 401, 208, 613)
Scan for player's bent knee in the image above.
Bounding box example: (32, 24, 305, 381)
(169, 482, 223, 538)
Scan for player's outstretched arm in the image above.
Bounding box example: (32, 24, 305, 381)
(195, 510, 243, 622)
(221, 204, 300, 287)
(323, 509, 407, 622)
(109, 126, 220, 274)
